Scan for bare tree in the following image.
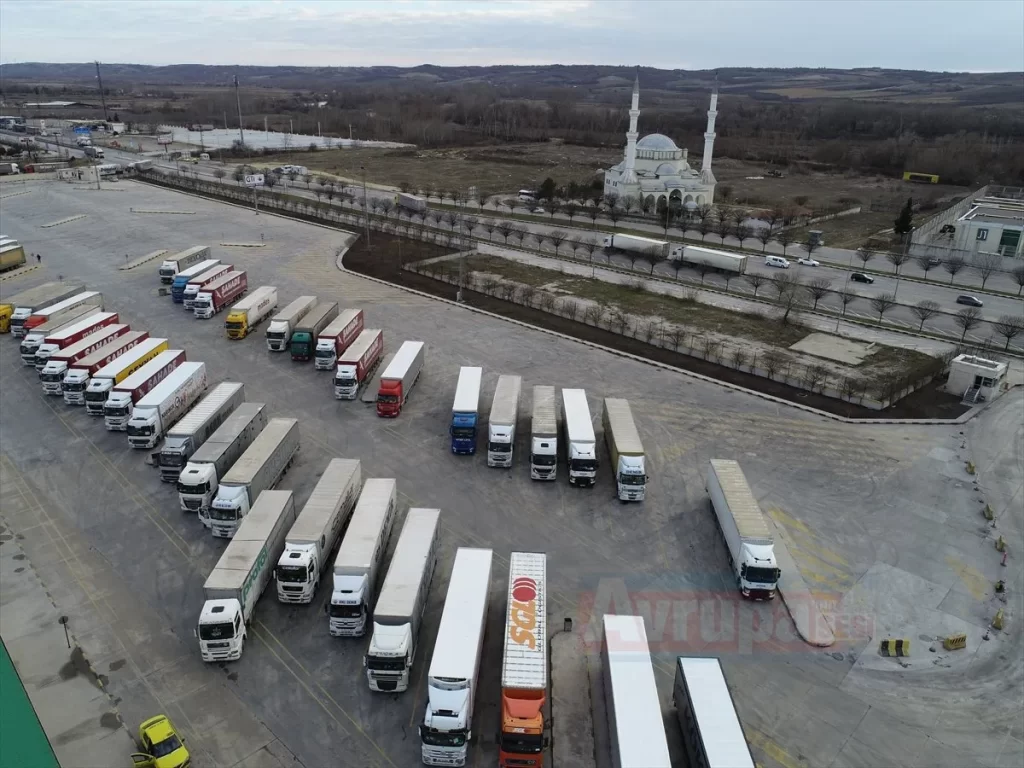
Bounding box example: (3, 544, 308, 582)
(640, 196, 654, 218)
(914, 253, 938, 280)
(805, 277, 833, 309)
(482, 219, 496, 241)
(972, 253, 1003, 289)
(770, 271, 801, 300)
(761, 349, 786, 380)
(563, 203, 578, 224)
(548, 230, 568, 255)
(800, 237, 822, 259)
(869, 292, 898, 321)
(1013, 264, 1024, 296)
(512, 225, 527, 247)
(714, 208, 732, 244)
(463, 217, 478, 241)
(745, 272, 768, 297)
(885, 249, 910, 275)
(693, 260, 712, 285)
(910, 299, 941, 330)
(804, 364, 830, 393)
(993, 314, 1024, 350)
(943, 255, 967, 284)
(583, 238, 599, 274)
(495, 221, 514, 243)
(303, 173, 313, 190)
(568, 236, 583, 259)
(547, 199, 563, 220)
(213, 167, 226, 183)
(640, 247, 665, 276)
(696, 214, 714, 242)
(856, 247, 876, 268)
(587, 205, 601, 228)
(755, 225, 774, 253)
(954, 306, 983, 341)
(624, 248, 641, 272)
(607, 206, 622, 228)
(380, 198, 395, 218)
(734, 224, 753, 248)
(621, 195, 638, 216)
(837, 290, 857, 316)
(775, 228, 794, 255)
(730, 347, 748, 370)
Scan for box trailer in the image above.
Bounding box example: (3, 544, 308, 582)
(209, 417, 300, 537)
(314, 308, 364, 370)
(39, 324, 131, 395)
(126, 362, 208, 449)
(602, 615, 672, 768)
(487, 375, 522, 468)
(181, 263, 232, 310)
(602, 398, 647, 502)
(365, 508, 441, 692)
(329, 479, 398, 636)
(530, 386, 558, 481)
(675, 245, 748, 275)
(266, 295, 316, 351)
(4, 281, 84, 336)
(562, 389, 597, 487)
(420, 548, 493, 766)
(193, 270, 247, 319)
(197, 490, 296, 662)
(290, 300, 338, 361)
(170, 258, 221, 302)
(277, 458, 362, 604)
(32, 311, 120, 369)
(499, 552, 548, 766)
(160, 245, 211, 283)
(18, 306, 101, 362)
(601, 233, 670, 259)
(376, 340, 425, 417)
(84, 338, 169, 414)
(21, 290, 103, 336)
(62, 331, 150, 404)
(334, 328, 383, 399)
(225, 285, 278, 340)
(157, 382, 245, 480)
(396, 192, 428, 213)
(0, 243, 26, 272)
(673, 657, 755, 768)
(450, 366, 482, 454)
(178, 402, 268, 518)
(706, 459, 779, 599)
(103, 349, 185, 430)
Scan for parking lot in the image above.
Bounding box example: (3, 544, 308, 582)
(1, 179, 1021, 768)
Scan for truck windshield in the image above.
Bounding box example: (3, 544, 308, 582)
(366, 656, 406, 672)
(531, 454, 556, 466)
(746, 567, 779, 585)
(488, 442, 511, 453)
(329, 603, 363, 619)
(64, 381, 85, 391)
(500, 732, 543, 754)
(619, 473, 645, 486)
(335, 377, 355, 387)
(177, 479, 209, 495)
(85, 390, 106, 402)
(570, 459, 597, 472)
(105, 405, 130, 417)
(451, 427, 475, 440)
(126, 423, 154, 436)
(225, 321, 244, 331)
(160, 453, 186, 469)
(277, 565, 308, 583)
(40, 372, 63, 382)
(377, 395, 398, 404)
(198, 622, 235, 641)
(420, 728, 467, 747)
(266, 331, 285, 340)
(209, 507, 237, 521)
(314, 348, 333, 359)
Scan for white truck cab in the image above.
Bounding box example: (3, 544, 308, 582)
(62, 368, 91, 402)
(209, 485, 251, 534)
(33, 342, 61, 370)
(196, 600, 245, 662)
(104, 391, 135, 429)
(178, 462, 218, 518)
(40, 360, 69, 394)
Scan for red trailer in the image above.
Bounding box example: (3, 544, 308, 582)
(104, 349, 187, 430)
(333, 328, 383, 399)
(314, 308, 365, 370)
(183, 263, 233, 310)
(39, 324, 132, 395)
(193, 270, 247, 319)
(34, 312, 120, 370)
(62, 331, 151, 404)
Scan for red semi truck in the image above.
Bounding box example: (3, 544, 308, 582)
(334, 328, 383, 399)
(33, 311, 120, 370)
(62, 331, 150, 404)
(183, 263, 233, 310)
(314, 309, 365, 371)
(193, 270, 247, 319)
(103, 349, 186, 430)
(376, 341, 425, 417)
(38, 324, 132, 395)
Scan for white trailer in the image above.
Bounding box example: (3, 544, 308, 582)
(676, 245, 748, 275)
(209, 418, 300, 538)
(376, 340, 425, 416)
(602, 615, 672, 768)
(225, 285, 278, 339)
(83, 337, 169, 414)
(276, 458, 362, 604)
(329, 479, 398, 637)
(530, 385, 558, 481)
(266, 295, 316, 351)
(673, 657, 755, 768)
(602, 398, 647, 502)
(706, 459, 779, 599)
(157, 382, 245, 481)
(420, 547, 493, 767)
(562, 388, 597, 487)
(396, 192, 427, 213)
(365, 508, 441, 692)
(126, 362, 209, 449)
(6, 281, 85, 337)
(487, 374, 522, 468)
(196, 490, 296, 662)
(160, 245, 210, 283)
(178, 403, 268, 518)
(62, 331, 150, 405)
(602, 232, 669, 258)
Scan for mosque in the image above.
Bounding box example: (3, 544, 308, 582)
(603, 74, 719, 211)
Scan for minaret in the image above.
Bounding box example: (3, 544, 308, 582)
(700, 83, 718, 185)
(621, 70, 640, 184)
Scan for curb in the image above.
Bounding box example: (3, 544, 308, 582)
(0, 265, 40, 282)
(119, 249, 168, 271)
(40, 214, 87, 229)
(219, 242, 267, 248)
(130, 209, 195, 215)
(0, 189, 33, 200)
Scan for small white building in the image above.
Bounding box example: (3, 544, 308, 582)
(944, 354, 1008, 403)
(952, 196, 1024, 258)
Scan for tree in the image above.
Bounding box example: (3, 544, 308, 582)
(496, 221, 514, 243)
(213, 168, 226, 183)
(640, 196, 654, 218)
(745, 272, 767, 297)
(621, 195, 638, 216)
(775, 228, 794, 255)
(481, 219, 496, 241)
(696, 214, 713, 242)
(894, 197, 914, 237)
(263, 172, 278, 191)
(588, 205, 601, 228)
(805, 277, 832, 309)
(563, 203, 578, 224)
(915, 253, 938, 279)
(287, 169, 299, 186)
(943, 255, 967, 284)
(463, 217, 478, 241)
(713, 207, 731, 243)
(993, 314, 1024, 350)
(694, 203, 713, 229)
(548, 230, 568, 256)
(583, 238, 599, 274)
(855, 247, 875, 268)
(837, 290, 857, 316)
(602, 193, 620, 212)
(380, 199, 395, 218)
(869, 292, 898, 321)
(885, 249, 910, 275)
(537, 177, 557, 200)
(512, 225, 527, 246)
(755, 225, 774, 253)
(693, 260, 712, 285)
(232, 165, 246, 185)
(607, 205, 622, 228)
(761, 349, 786, 380)
(972, 253, 1002, 289)
(954, 307, 983, 341)
(568, 236, 583, 259)
(735, 224, 753, 248)
(1013, 264, 1024, 296)
(641, 247, 665, 276)
(800, 237, 821, 259)
(774, 277, 803, 323)
(911, 300, 941, 330)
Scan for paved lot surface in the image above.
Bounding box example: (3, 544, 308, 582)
(1, 180, 1021, 768)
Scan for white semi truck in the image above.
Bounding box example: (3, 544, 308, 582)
(420, 547, 493, 767)
(673, 657, 755, 768)
(487, 374, 522, 468)
(602, 398, 647, 502)
(103, 349, 186, 430)
(160, 245, 210, 283)
(38, 324, 130, 395)
(6, 281, 85, 337)
(706, 459, 780, 599)
(126, 362, 209, 449)
(674, 245, 748, 275)
(209, 417, 300, 538)
(157, 382, 245, 481)
(61, 331, 150, 404)
(530, 385, 558, 481)
(329, 478, 398, 637)
(82, 338, 170, 414)
(196, 490, 297, 662)
(562, 388, 597, 487)
(177, 403, 268, 518)
(266, 295, 316, 351)
(601, 232, 674, 259)
(276, 458, 362, 604)
(364, 507, 440, 693)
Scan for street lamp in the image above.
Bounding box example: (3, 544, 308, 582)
(361, 166, 371, 250)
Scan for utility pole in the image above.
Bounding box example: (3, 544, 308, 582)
(361, 166, 371, 251)
(233, 74, 245, 148)
(264, 116, 268, 136)
(94, 61, 109, 121)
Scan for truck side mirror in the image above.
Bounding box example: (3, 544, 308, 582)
(544, 737, 551, 748)
(192, 627, 198, 638)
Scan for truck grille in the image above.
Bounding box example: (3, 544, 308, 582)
(372, 678, 398, 692)
(182, 498, 201, 511)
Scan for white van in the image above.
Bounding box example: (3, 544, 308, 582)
(765, 255, 790, 269)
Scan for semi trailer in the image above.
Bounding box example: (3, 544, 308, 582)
(170, 258, 221, 302)
(530, 386, 558, 481)
(450, 366, 482, 454)
(487, 374, 522, 468)
(182, 263, 232, 310)
(4, 281, 85, 336)
(83, 338, 169, 414)
(333, 328, 383, 399)
(39, 324, 131, 395)
(103, 349, 185, 430)
(62, 331, 149, 404)
(313, 308, 364, 370)
(157, 382, 245, 480)
(31, 311, 120, 369)
(289, 300, 338, 361)
(225, 286, 278, 339)
(562, 388, 597, 487)
(376, 341, 425, 417)
(160, 245, 210, 283)
(602, 398, 647, 502)
(266, 295, 316, 351)
(18, 306, 101, 362)
(126, 362, 208, 449)
(193, 270, 247, 319)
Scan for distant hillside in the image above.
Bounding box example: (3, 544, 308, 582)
(2, 62, 1021, 107)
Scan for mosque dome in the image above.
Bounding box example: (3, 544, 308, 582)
(637, 133, 678, 151)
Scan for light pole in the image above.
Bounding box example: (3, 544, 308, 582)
(894, 226, 914, 299)
(361, 166, 371, 250)
(835, 248, 855, 332)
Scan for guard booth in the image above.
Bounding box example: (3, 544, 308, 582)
(944, 355, 1008, 404)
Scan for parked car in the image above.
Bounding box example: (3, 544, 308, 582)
(765, 255, 790, 269)
(132, 714, 190, 768)
(797, 257, 820, 267)
(956, 295, 984, 307)
(850, 272, 874, 284)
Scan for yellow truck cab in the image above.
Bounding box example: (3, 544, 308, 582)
(0, 304, 12, 334)
(131, 714, 191, 768)
(225, 285, 277, 340)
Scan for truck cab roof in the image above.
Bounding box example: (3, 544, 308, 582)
(199, 599, 240, 624)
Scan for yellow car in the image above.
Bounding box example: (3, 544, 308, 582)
(131, 714, 191, 768)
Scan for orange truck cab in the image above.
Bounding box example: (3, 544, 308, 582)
(375, 341, 425, 418)
(499, 552, 549, 766)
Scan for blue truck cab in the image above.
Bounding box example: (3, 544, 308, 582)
(450, 366, 482, 454)
(170, 259, 220, 303)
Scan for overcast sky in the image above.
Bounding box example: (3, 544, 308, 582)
(1, 0, 1021, 72)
